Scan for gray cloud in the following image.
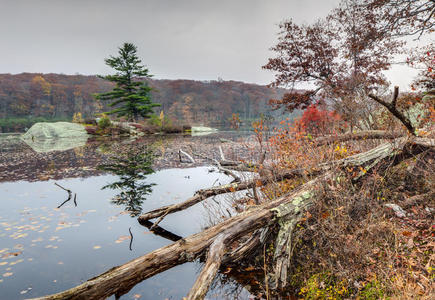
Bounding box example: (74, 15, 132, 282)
(0, 0, 421, 88)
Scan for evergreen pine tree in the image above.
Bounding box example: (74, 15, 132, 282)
(95, 43, 160, 121)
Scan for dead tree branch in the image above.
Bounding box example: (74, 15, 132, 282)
(179, 149, 195, 163)
(368, 86, 416, 135)
(314, 130, 403, 146)
(34, 135, 434, 300)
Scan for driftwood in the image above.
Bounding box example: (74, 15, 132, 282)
(190, 148, 242, 182)
(31, 177, 320, 300)
(32, 134, 434, 300)
(139, 135, 425, 225)
(179, 149, 195, 163)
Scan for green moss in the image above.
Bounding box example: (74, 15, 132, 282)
(299, 273, 350, 299)
(359, 280, 386, 300)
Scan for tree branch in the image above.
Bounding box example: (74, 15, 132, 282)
(368, 86, 416, 135)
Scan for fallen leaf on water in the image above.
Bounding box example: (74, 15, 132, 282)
(133, 294, 141, 299)
(93, 246, 101, 250)
(0, 262, 7, 266)
(2, 272, 13, 277)
(115, 235, 130, 243)
(2, 251, 22, 259)
(9, 259, 23, 266)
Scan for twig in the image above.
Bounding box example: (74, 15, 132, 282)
(219, 146, 226, 161)
(57, 197, 72, 209)
(252, 183, 260, 205)
(128, 227, 133, 251)
(212, 158, 241, 183)
(264, 243, 269, 300)
(191, 150, 241, 182)
(149, 210, 170, 231)
(55, 183, 73, 208)
(179, 149, 195, 163)
(54, 182, 72, 194)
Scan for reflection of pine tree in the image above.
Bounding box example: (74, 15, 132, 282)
(98, 146, 155, 217)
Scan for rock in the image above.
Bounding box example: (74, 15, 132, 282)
(21, 122, 89, 153)
(21, 137, 88, 153)
(191, 126, 218, 136)
(21, 122, 88, 140)
(385, 203, 407, 218)
(191, 126, 218, 132)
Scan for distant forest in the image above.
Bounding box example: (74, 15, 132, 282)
(0, 73, 289, 126)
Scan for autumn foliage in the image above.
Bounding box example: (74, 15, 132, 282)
(297, 105, 341, 135)
(263, 0, 402, 112)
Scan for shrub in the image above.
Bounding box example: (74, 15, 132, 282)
(72, 112, 84, 123)
(98, 114, 111, 129)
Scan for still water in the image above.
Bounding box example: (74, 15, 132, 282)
(0, 133, 252, 299)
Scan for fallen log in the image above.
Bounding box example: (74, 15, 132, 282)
(31, 179, 320, 300)
(313, 130, 403, 146)
(137, 168, 310, 225)
(139, 136, 432, 225)
(32, 136, 434, 300)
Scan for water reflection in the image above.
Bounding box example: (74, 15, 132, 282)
(98, 146, 155, 216)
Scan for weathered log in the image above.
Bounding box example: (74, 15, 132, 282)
(139, 180, 256, 226)
(137, 168, 310, 224)
(190, 149, 242, 181)
(186, 234, 226, 300)
(31, 182, 318, 300)
(314, 130, 403, 146)
(33, 136, 434, 300)
(139, 136, 434, 225)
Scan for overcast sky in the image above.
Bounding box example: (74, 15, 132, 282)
(0, 0, 423, 88)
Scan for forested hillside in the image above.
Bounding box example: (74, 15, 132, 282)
(0, 73, 288, 128)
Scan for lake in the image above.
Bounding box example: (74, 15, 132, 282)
(0, 132, 256, 299)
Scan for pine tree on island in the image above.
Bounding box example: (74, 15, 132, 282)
(95, 43, 160, 122)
